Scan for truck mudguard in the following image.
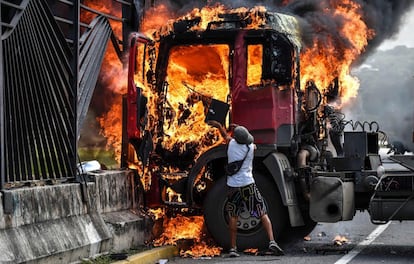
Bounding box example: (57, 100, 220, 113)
(263, 152, 304, 227)
(186, 145, 227, 205)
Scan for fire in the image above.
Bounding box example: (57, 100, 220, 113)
(81, 0, 123, 36)
(153, 214, 222, 258)
(82, 1, 127, 164)
(247, 45, 263, 86)
(148, 207, 165, 220)
(85, 1, 375, 162)
(142, 4, 268, 38)
(244, 248, 259, 255)
(181, 241, 222, 258)
(136, 2, 375, 165)
(333, 235, 349, 246)
(300, 0, 375, 106)
(166, 187, 183, 203)
(173, 5, 267, 32)
(140, 4, 172, 36)
(159, 44, 230, 151)
(145, 1, 375, 108)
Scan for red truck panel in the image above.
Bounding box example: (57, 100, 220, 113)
(231, 31, 295, 145)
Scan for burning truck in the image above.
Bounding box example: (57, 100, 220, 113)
(121, 6, 414, 250)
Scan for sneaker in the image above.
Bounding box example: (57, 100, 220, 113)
(269, 240, 284, 255)
(229, 247, 240, 257)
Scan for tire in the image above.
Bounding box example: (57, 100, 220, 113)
(204, 172, 289, 250)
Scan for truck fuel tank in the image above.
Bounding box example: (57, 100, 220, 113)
(310, 175, 355, 222)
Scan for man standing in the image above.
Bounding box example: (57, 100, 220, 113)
(208, 121, 284, 257)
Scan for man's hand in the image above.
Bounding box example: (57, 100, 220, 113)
(207, 120, 230, 140)
(207, 120, 222, 128)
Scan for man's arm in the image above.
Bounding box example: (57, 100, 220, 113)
(207, 120, 233, 142)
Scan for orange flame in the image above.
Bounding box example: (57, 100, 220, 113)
(333, 235, 349, 246)
(244, 248, 259, 255)
(82, 1, 126, 164)
(81, 0, 122, 36)
(181, 241, 222, 258)
(176, 5, 266, 31)
(158, 43, 229, 151)
(141, 4, 173, 36)
(300, 0, 375, 106)
(148, 207, 165, 220)
(87, 0, 374, 163)
(153, 214, 222, 258)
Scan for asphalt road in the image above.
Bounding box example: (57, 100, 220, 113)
(164, 211, 414, 264)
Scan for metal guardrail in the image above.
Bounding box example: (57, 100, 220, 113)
(0, 0, 139, 189)
(78, 15, 114, 138)
(1, 0, 77, 186)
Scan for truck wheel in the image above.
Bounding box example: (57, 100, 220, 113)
(204, 172, 289, 250)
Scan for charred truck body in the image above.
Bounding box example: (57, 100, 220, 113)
(123, 10, 414, 249)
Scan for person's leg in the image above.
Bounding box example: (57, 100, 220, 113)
(261, 214, 275, 241)
(229, 215, 238, 249)
(226, 186, 241, 257)
(228, 215, 240, 257)
(249, 183, 284, 255)
(249, 183, 275, 241)
(261, 214, 284, 255)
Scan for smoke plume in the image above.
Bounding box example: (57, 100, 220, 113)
(150, 0, 414, 59)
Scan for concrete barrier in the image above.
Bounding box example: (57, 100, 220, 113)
(0, 170, 151, 263)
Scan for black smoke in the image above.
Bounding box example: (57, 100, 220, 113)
(147, 0, 414, 59)
(358, 0, 414, 51)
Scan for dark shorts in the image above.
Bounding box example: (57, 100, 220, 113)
(226, 183, 267, 218)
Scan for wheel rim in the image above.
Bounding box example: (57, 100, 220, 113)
(223, 197, 263, 233)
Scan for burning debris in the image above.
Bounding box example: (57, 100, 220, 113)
(333, 235, 350, 246)
(244, 248, 260, 255)
(152, 214, 222, 258)
(312, 234, 352, 255)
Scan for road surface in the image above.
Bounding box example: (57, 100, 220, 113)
(165, 211, 414, 264)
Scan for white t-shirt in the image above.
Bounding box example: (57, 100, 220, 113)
(226, 138, 255, 187)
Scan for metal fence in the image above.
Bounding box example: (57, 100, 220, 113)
(0, 0, 140, 189)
